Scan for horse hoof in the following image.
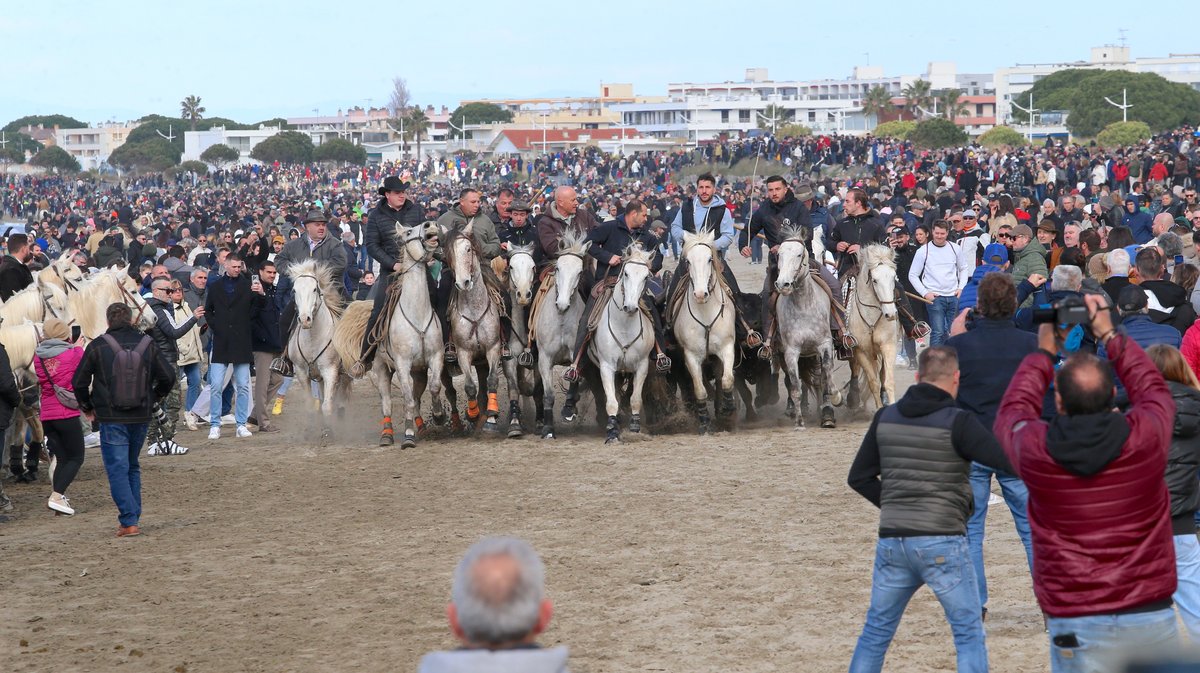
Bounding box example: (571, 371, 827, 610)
(379, 435, 394, 446)
(507, 422, 524, 439)
(561, 407, 578, 424)
(830, 390, 844, 407)
(629, 415, 641, 434)
(794, 424, 808, 431)
(400, 434, 417, 449)
(432, 413, 447, 427)
(605, 434, 620, 444)
(541, 427, 555, 439)
(784, 402, 796, 419)
(483, 420, 500, 434)
(321, 428, 332, 440)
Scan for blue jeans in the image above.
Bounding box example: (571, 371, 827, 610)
(181, 362, 202, 412)
(849, 536, 988, 673)
(751, 236, 764, 263)
(208, 362, 251, 427)
(1175, 534, 1200, 641)
(967, 463, 1035, 608)
(1046, 608, 1178, 672)
(99, 422, 148, 527)
(927, 295, 958, 346)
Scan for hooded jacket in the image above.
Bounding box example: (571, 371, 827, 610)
(1123, 200, 1155, 244)
(743, 191, 812, 252)
(1165, 380, 1200, 534)
(995, 335, 1176, 617)
(848, 382, 1014, 538)
(72, 325, 176, 424)
(585, 215, 665, 282)
(1142, 279, 1199, 335)
(1010, 239, 1048, 287)
(946, 318, 1039, 430)
(437, 205, 501, 261)
(535, 204, 599, 263)
(34, 341, 83, 421)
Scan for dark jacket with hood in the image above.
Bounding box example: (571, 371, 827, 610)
(1123, 199, 1155, 244)
(364, 198, 422, 273)
(93, 233, 126, 269)
(72, 324, 176, 424)
(0, 254, 34, 302)
(848, 382, 1014, 538)
(146, 295, 199, 367)
(585, 216, 665, 283)
(995, 335, 1176, 618)
(830, 210, 888, 276)
(1165, 380, 1200, 535)
(743, 190, 812, 254)
(1141, 279, 1198, 335)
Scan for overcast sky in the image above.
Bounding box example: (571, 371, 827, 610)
(3, 0, 1193, 126)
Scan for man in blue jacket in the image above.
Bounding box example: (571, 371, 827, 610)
(946, 272, 1037, 622)
(1123, 196, 1154, 244)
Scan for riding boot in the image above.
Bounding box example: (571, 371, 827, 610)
(499, 314, 513, 360)
(272, 301, 297, 376)
(758, 291, 778, 360)
(644, 299, 672, 372)
(358, 275, 395, 370)
(433, 268, 457, 366)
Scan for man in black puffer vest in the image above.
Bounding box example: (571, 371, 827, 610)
(846, 346, 1015, 672)
(358, 176, 423, 369)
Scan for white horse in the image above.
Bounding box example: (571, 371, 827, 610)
(847, 245, 900, 409)
(774, 227, 838, 430)
(589, 243, 655, 443)
(502, 244, 538, 438)
(335, 222, 446, 448)
(36, 256, 86, 295)
(68, 266, 154, 339)
(286, 259, 351, 437)
(673, 230, 738, 433)
(445, 228, 505, 433)
(0, 281, 70, 327)
(1, 322, 42, 479)
(530, 231, 589, 439)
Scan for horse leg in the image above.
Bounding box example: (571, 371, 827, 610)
(371, 364, 395, 446)
(397, 370, 417, 449)
(412, 370, 429, 437)
(880, 336, 897, 407)
(858, 348, 883, 411)
(629, 361, 648, 434)
(537, 354, 557, 439)
(717, 343, 737, 426)
(735, 374, 757, 423)
(441, 368, 462, 433)
(502, 354, 522, 438)
(783, 350, 806, 430)
(600, 364, 621, 443)
(427, 349, 447, 427)
(683, 350, 710, 434)
(461, 348, 481, 426)
(319, 371, 336, 439)
(482, 353, 501, 434)
(819, 348, 837, 429)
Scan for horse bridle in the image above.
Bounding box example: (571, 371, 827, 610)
(683, 245, 726, 352)
(853, 266, 897, 326)
(612, 258, 649, 314)
(291, 273, 335, 367)
(114, 276, 149, 326)
(449, 233, 494, 343)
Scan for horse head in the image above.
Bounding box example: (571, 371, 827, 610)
(447, 230, 478, 292)
(775, 226, 811, 295)
(554, 236, 590, 312)
(682, 230, 717, 303)
(507, 244, 537, 306)
(860, 245, 899, 320)
(39, 281, 69, 322)
(618, 244, 653, 313)
(396, 222, 432, 266)
(288, 259, 326, 330)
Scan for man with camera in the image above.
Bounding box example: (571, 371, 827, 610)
(144, 278, 203, 456)
(996, 293, 1178, 672)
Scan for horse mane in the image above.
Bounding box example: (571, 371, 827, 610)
(509, 242, 536, 257)
(0, 322, 38, 373)
(558, 228, 589, 257)
(859, 244, 897, 272)
(622, 243, 654, 265)
(68, 270, 126, 339)
(288, 259, 346, 317)
(681, 229, 716, 255)
(0, 284, 52, 325)
(781, 225, 810, 243)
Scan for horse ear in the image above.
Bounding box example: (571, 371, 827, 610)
(581, 241, 592, 254)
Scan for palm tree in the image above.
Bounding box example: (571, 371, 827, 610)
(860, 85, 895, 125)
(180, 95, 205, 132)
(901, 79, 933, 120)
(936, 88, 970, 122)
(406, 107, 431, 160)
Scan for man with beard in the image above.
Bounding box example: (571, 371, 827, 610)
(356, 176, 423, 371)
(0, 233, 35, 301)
(741, 175, 846, 357)
(667, 173, 742, 312)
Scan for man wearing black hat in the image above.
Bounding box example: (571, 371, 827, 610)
(1115, 284, 1182, 350)
(357, 177, 425, 369)
(271, 209, 348, 375)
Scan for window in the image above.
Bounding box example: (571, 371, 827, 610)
(720, 110, 729, 123)
(738, 110, 751, 123)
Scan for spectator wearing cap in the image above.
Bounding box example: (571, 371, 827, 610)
(1113, 285, 1181, 350)
(958, 244, 1010, 312)
(1010, 223, 1048, 300)
(1138, 247, 1198, 335)
(1034, 219, 1058, 258)
(497, 201, 541, 264)
(950, 208, 989, 268)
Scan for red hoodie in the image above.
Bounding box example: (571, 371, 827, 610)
(995, 336, 1176, 618)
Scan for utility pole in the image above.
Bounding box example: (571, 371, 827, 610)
(1010, 93, 1038, 141)
(1104, 88, 1132, 123)
(537, 112, 549, 156)
(155, 124, 176, 142)
(754, 109, 779, 135)
(0, 132, 7, 150)
(614, 115, 628, 156)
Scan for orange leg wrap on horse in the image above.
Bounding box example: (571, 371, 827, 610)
(381, 416, 394, 435)
(487, 393, 499, 414)
(466, 400, 480, 420)
(414, 416, 425, 432)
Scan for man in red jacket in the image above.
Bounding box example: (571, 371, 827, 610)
(996, 293, 1178, 672)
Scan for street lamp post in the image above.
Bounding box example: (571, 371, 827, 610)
(1104, 88, 1132, 123)
(754, 109, 779, 135)
(1010, 93, 1038, 142)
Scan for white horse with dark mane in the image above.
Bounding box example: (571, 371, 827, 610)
(589, 243, 655, 443)
(773, 226, 838, 430)
(336, 222, 447, 448)
(286, 259, 351, 437)
(673, 230, 737, 433)
(847, 244, 900, 409)
(529, 230, 589, 439)
(445, 228, 506, 433)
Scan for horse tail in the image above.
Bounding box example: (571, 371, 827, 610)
(333, 300, 373, 375)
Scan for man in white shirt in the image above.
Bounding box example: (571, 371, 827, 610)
(908, 220, 971, 346)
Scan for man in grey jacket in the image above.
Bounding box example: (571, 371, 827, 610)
(846, 346, 1015, 673)
(271, 209, 347, 376)
(417, 537, 569, 673)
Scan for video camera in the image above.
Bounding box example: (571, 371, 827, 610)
(1031, 295, 1090, 325)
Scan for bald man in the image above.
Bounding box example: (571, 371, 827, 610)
(417, 537, 568, 673)
(535, 186, 600, 297)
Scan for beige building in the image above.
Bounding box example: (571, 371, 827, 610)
(461, 83, 660, 130)
(56, 122, 141, 170)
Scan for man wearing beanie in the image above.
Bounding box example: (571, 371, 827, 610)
(958, 244, 1010, 312)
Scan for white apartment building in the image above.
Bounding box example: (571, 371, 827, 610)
(182, 126, 287, 163)
(55, 122, 141, 170)
(995, 46, 1200, 123)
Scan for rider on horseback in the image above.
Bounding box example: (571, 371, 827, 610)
(741, 177, 847, 359)
(563, 199, 671, 381)
(356, 176, 422, 372)
(437, 188, 505, 362)
(496, 201, 543, 367)
(272, 209, 348, 377)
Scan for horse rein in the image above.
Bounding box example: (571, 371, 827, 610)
(291, 273, 334, 368)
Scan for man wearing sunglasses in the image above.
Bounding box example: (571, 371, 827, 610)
(145, 279, 205, 456)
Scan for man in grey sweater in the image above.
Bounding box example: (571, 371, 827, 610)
(418, 537, 569, 673)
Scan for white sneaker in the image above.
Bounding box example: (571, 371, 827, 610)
(220, 414, 236, 426)
(48, 493, 74, 516)
(184, 411, 198, 431)
(146, 442, 162, 456)
(236, 425, 252, 439)
(84, 432, 100, 448)
(162, 440, 189, 455)
(208, 427, 221, 440)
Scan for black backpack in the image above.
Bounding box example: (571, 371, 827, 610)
(100, 334, 152, 410)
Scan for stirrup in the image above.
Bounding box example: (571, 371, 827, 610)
(500, 346, 512, 361)
(655, 353, 672, 373)
(517, 350, 535, 368)
(744, 330, 763, 348)
(757, 342, 773, 360)
(562, 365, 580, 383)
(270, 357, 294, 378)
(444, 343, 457, 364)
(840, 333, 859, 350)
(909, 321, 931, 340)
